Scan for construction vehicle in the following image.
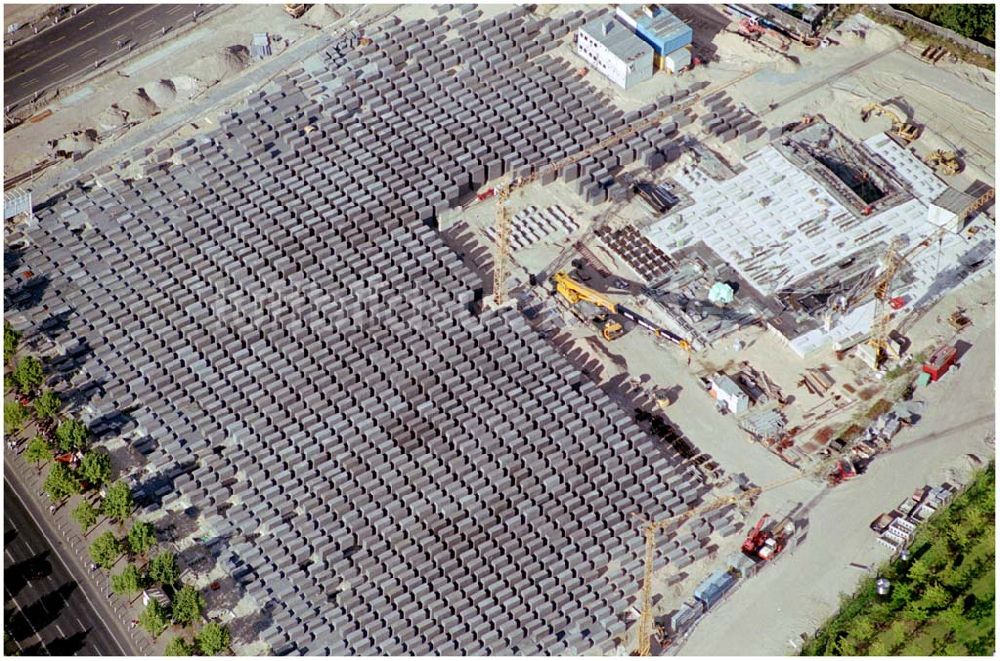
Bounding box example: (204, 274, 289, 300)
(924, 149, 961, 175)
(737, 16, 790, 51)
(740, 514, 788, 561)
(860, 103, 921, 143)
(827, 457, 857, 485)
(489, 91, 708, 308)
(551, 272, 692, 350)
(633, 469, 809, 656)
(283, 4, 307, 18)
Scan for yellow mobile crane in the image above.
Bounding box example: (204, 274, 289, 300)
(860, 103, 921, 144)
(491, 94, 703, 307)
(552, 272, 692, 349)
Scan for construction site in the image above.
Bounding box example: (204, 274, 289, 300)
(3, 2, 995, 657)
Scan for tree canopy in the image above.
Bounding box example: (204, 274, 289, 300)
(172, 584, 206, 626)
(32, 390, 61, 420)
(111, 563, 144, 596)
(55, 418, 89, 452)
(165, 636, 195, 656)
(897, 4, 995, 45)
(72, 500, 98, 532)
(11, 356, 44, 394)
(102, 480, 133, 523)
(25, 436, 52, 465)
(127, 520, 157, 557)
(43, 463, 82, 501)
(4, 401, 29, 435)
(148, 551, 179, 587)
(4, 322, 21, 362)
(89, 532, 124, 569)
(79, 450, 112, 488)
(801, 464, 995, 655)
(196, 622, 231, 655)
(140, 600, 169, 638)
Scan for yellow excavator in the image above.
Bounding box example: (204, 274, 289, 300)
(860, 103, 921, 143)
(551, 272, 691, 349)
(924, 149, 961, 175)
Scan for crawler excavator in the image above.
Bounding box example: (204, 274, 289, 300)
(860, 103, 921, 144)
(551, 272, 691, 349)
(924, 149, 961, 175)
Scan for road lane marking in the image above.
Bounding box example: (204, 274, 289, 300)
(4, 588, 49, 654)
(137, 19, 154, 29)
(4, 547, 14, 561)
(5, 482, 128, 655)
(6, 4, 160, 84)
(55, 624, 67, 637)
(82, 48, 97, 57)
(108, 6, 124, 15)
(78, 20, 95, 30)
(50, 35, 65, 44)
(52, 63, 69, 73)
(166, 5, 184, 14)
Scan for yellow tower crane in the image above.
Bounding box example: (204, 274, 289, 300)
(633, 470, 809, 655)
(838, 185, 993, 369)
(490, 95, 702, 307)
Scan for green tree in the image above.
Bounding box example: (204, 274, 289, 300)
(32, 390, 60, 420)
(111, 563, 144, 596)
(89, 531, 124, 569)
(165, 636, 195, 656)
(55, 418, 89, 452)
(172, 584, 206, 626)
(11, 356, 43, 394)
(127, 520, 157, 557)
(908, 557, 932, 585)
(148, 551, 179, 587)
(139, 600, 169, 638)
(4, 322, 21, 363)
(43, 462, 82, 501)
(25, 436, 52, 466)
(4, 401, 29, 435)
(72, 500, 98, 533)
(79, 450, 112, 487)
(921, 582, 951, 611)
(102, 480, 133, 523)
(868, 639, 890, 655)
(196, 622, 231, 655)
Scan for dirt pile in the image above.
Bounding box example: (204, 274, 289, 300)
(189, 45, 250, 84)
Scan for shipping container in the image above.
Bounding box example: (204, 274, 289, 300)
(922, 344, 957, 381)
(663, 46, 692, 73)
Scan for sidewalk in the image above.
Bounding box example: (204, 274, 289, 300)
(4, 444, 149, 654)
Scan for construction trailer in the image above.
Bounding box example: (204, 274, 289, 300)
(922, 344, 957, 381)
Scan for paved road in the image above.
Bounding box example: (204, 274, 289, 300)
(4, 481, 126, 656)
(4, 4, 214, 109)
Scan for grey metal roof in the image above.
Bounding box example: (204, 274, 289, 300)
(931, 187, 975, 215)
(579, 13, 652, 63)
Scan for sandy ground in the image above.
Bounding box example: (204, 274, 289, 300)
(3, 3, 53, 31)
(677, 276, 995, 656)
(715, 14, 995, 187)
(3, 3, 348, 178)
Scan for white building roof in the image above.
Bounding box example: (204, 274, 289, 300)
(579, 13, 653, 64)
(645, 136, 996, 355)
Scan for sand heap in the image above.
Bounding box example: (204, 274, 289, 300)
(189, 45, 250, 84)
(97, 105, 129, 132)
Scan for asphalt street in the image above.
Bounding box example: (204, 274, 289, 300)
(4, 480, 126, 656)
(4, 4, 213, 109)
